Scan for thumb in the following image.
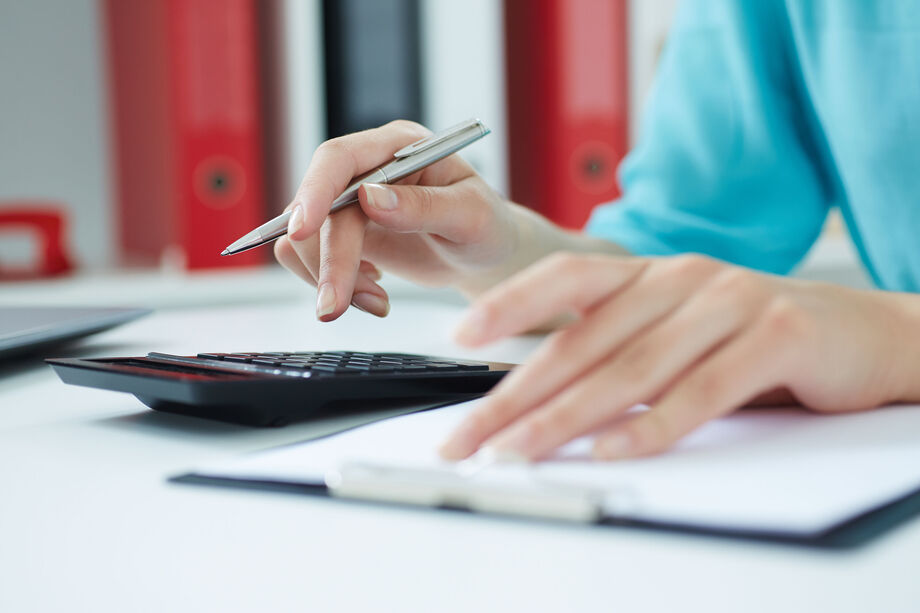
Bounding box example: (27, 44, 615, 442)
(358, 180, 493, 243)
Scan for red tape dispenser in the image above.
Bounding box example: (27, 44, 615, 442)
(0, 203, 75, 280)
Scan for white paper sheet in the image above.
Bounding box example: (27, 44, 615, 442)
(191, 400, 920, 536)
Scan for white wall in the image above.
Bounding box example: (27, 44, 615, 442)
(628, 0, 679, 144)
(420, 0, 508, 197)
(0, 0, 112, 269)
(279, 0, 326, 199)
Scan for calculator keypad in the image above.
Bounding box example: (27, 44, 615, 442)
(194, 351, 489, 376)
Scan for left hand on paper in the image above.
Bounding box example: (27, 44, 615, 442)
(440, 253, 920, 461)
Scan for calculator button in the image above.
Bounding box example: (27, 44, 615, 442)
(251, 359, 283, 366)
(196, 353, 224, 360)
(309, 364, 350, 374)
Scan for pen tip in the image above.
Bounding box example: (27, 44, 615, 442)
(220, 249, 230, 256)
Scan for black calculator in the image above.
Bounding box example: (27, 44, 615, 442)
(47, 351, 515, 427)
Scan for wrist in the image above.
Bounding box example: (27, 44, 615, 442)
(884, 290, 920, 401)
(455, 203, 629, 299)
(454, 202, 548, 298)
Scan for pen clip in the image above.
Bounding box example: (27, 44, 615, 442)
(393, 118, 486, 159)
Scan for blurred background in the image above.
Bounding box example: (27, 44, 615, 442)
(0, 0, 865, 304)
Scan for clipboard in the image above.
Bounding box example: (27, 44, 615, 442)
(173, 401, 920, 549)
(173, 462, 920, 550)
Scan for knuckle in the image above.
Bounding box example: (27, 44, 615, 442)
(684, 370, 726, 405)
(711, 267, 751, 291)
(316, 137, 348, 159)
(416, 185, 435, 219)
(298, 174, 339, 205)
(543, 251, 583, 274)
(615, 342, 656, 383)
(705, 267, 757, 302)
(386, 119, 430, 140)
(662, 253, 718, 279)
(762, 296, 810, 340)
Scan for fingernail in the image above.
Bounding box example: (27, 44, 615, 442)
(351, 292, 390, 317)
(594, 432, 632, 460)
(454, 309, 488, 345)
(288, 204, 305, 238)
(316, 283, 336, 319)
(365, 184, 398, 211)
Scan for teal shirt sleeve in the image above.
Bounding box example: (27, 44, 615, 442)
(586, 1, 832, 274)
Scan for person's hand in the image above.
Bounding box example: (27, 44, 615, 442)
(440, 253, 920, 461)
(273, 120, 522, 321)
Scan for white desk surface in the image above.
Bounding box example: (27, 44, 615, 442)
(1, 274, 917, 612)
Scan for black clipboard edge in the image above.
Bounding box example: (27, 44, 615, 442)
(169, 472, 920, 550)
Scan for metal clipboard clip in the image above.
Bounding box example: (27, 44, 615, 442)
(324, 459, 607, 523)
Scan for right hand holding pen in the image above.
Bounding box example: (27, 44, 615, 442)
(274, 120, 519, 321)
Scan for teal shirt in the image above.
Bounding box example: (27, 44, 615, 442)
(586, 1, 920, 292)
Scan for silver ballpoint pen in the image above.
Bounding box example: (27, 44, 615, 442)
(221, 118, 490, 256)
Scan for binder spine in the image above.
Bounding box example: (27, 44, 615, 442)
(505, 0, 630, 229)
(105, 0, 266, 269)
(322, 0, 423, 137)
(166, 0, 264, 269)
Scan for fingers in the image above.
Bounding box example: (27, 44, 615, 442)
(358, 179, 496, 244)
(288, 120, 432, 241)
(359, 259, 383, 281)
(274, 236, 317, 285)
(283, 121, 428, 318)
(482, 274, 768, 460)
(350, 274, 390, 317)
(592, 302, 798, 459)
(454, 252, 650, 347)
(440, 257, 775, 462)
(275, 236, 388, 317)
(315, 206, 375, 320)
(284, 119, 478, 320)
(439, 257, 719, 460)
(274, 227, 383, 287)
